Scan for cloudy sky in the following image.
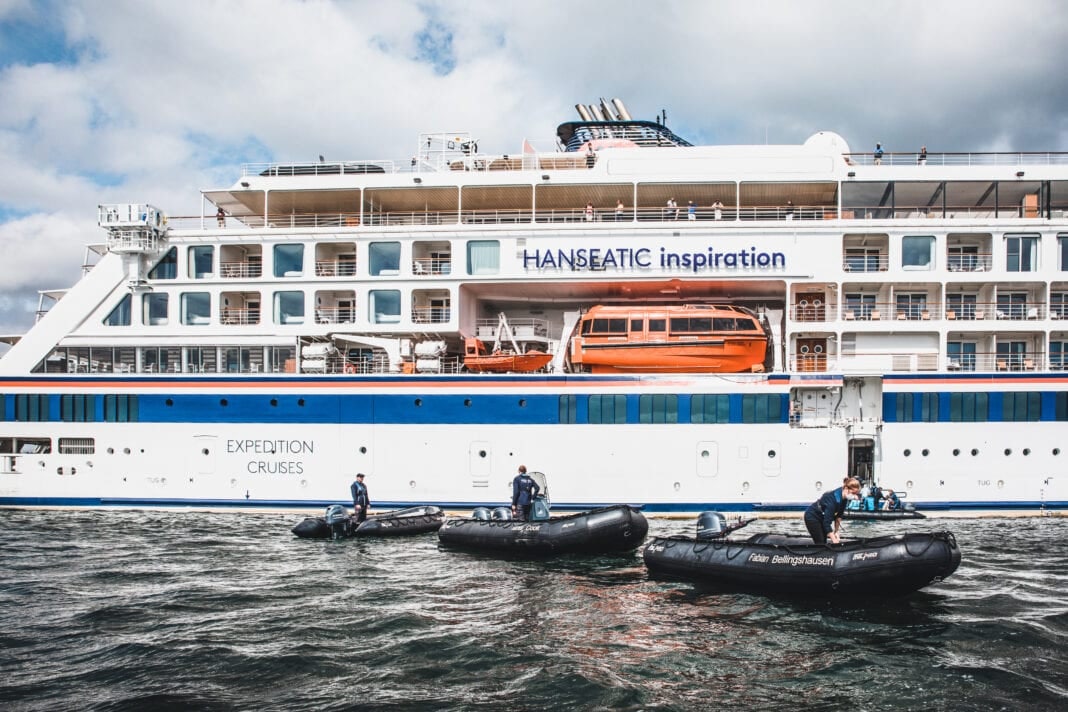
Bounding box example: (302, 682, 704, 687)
(0, 0, 1066, 337)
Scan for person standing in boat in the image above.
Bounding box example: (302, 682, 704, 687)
(350, 472, 371, 523)
(511, 465, 540, 521)
(804, 477, 861, 544)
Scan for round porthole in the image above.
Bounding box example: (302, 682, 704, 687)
(700, 450, 709, 458)
(298, 399, 305, 407)
(921, 449, 929, 456)
(814, 344, 824, 354)
(270, 399, 278, 407)
(1054, 448, 1061, 456)
(906, 480, 914, 489)
(815, 481, 823, 490)
(953, 449, 960, 456)
(201, 448, 209, 456)
(971, 448, 979, 456)
(464, 399, 472, 407)
(478, 450, 487, 458)
(107, 447, 115, 455)
(359, 446, 367, 454)
(220, 398, 228, 406)
(165, 398, 173, 406)
(123, 448, 131, 455)
(903, 449, 911, 457)
(800, 345, 810, 354)
(767, 450, 776, 459)
(1004, 448, 1012, 456)
(518, 399, 527, 407)
(1023, 448, 1031, 456)
(414, 398, 423, 407)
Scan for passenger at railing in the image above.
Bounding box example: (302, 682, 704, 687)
(785, 200, 795, 221)
(585, 201, 594, 222)
(586, 145, 596, 169)
(667, 197, 678, 220)
(615, 199, 625, 221)
(216, 207, 226, 227)
(687, 200, 696, 221)
(918, 145, 927, 165)
(712, 200, 724, 220)
(874, 142, 884, 165)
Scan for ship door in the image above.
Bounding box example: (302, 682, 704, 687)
(794, 292, 825, 322)
(796, 338, 827, 372)
(848, 439, 874, 486)
(468, 441, 492, 488)
(189, 435, 218, 475)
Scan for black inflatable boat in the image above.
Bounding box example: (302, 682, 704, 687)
(643, 512, 960, 596)
(438, 504, 648, 555)
(842, 508, 926, 521)
(292, 505, 444, 539)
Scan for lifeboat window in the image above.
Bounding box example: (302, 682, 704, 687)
(712, 318, 737, 331)
(648, 318, 666, 332)
(629, 319, 644, 332)
(587, 318, 627, 334)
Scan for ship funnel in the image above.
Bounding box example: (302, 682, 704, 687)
(575, 104, 593, 121)
(612, 98, 632, 121)
(588, 103, 605, 121)
(599, 97, 617, 121)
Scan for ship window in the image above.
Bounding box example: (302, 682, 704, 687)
(182, 292, 211, 325)
(1002, 392, 1041, 421)
(691, 394, 730, 423)
(1055, 393, 1068, 421)
(104, 294, 132, 326)
(60, 394, 95, 422)
(1059, 235, 1068, 271)
(558, 395, 578, 424)
(741, 394, 783, 424)
(466, 240, 500, 275)
(15, 437, 51, 453)
(187, 347, 217, 373)
(369, 242, 401, 276)
(1006, 234, 1039, 272)
(143, 293, 169, 326)
(370, 290, 401, 323)
(902, 235, 934, 270)
(589, 395, 627, 424)
(274, 291, 305, 325)
(58, 438, 95, 455)
(148, 247, 177, 279)
(15, 394, 49, 421)
(273, 244, 305, 277)
(946, 295, 978, 321)
(629, 319, 644, 332)
(586, 318, 627, 335)
(713, 318, 737, 331)
(948, 392, 989, 422)
(639, 394, 677, 424)
(894, 393, 939, 422)
(188, 245, 214, 279)
(103, 394, 138, 422)
(648, 319, 666, 332)
(1050, 341, 1068, 371)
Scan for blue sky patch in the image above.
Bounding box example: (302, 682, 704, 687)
(0, 2, 82, 69)
(414, 17, 455, 75)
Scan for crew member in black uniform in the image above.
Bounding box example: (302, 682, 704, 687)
(510, 465, 540, 521)
(350, 472, 371, 523)
(804, 477, 861, 544)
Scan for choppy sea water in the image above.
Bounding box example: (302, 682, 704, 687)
(0, 510, 1065, 711)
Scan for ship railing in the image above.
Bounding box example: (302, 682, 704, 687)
(791, 304, 839, 322)
(474, 317, 550, 340)
(242, 161, 397, 177)
(412, 257, 451, 275)
(827, 351, 1050, 373)
(844, 151, 1068, 167)
(412, 306, 451, 324)
(946, 253, 994, 272)
(220, 261, 263, 278)
(315, 260, 357, 277)
(843, 206, 1045, 220)
(842, 254, 890, 272)
(314, 307, 356, 325)
(220, 308, 260, 325)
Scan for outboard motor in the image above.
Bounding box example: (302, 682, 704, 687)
(491, 506, 513, 521)
(325, 504, 352, 539)
(472, 507, 492, 521)
(696, 511, 728, 540)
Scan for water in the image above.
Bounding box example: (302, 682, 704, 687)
(1, 511, 1066, 711)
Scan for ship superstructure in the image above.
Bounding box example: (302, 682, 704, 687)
(1, 99, 1066, 512)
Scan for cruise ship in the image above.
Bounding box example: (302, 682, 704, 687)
(1, 98, 1066, 513)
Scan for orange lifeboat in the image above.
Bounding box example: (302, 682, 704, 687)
(570, 304, 769, 374)
(463, 338, 553, 373)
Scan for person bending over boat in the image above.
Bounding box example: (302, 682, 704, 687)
(350, 473, 371, 523)
(804, 477, 861, 544)
(511, 465, 540, 521)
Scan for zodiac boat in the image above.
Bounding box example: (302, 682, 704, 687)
(642, 512, 960, 596)
(438, 504, 648, 555)
(292, 504, 445, 539)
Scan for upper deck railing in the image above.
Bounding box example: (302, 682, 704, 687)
(845, 151, 1068, 167)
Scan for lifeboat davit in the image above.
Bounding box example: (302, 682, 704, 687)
(463, 337, 552, 373)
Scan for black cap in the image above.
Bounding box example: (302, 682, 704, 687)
(356, 473, 365, 478)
